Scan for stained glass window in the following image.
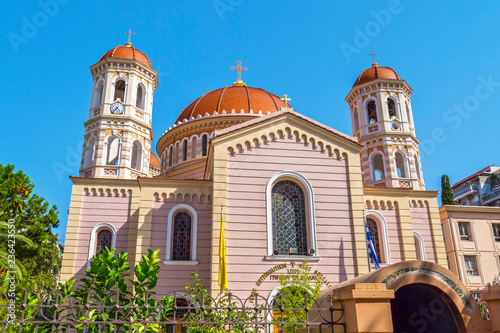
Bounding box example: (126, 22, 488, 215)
(96, 229, 112, 254)
(172, 212, 192, 261)
(272, 180, 307, 255)
(366, 218, 381, 262)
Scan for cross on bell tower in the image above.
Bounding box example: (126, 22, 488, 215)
(369, 50, 378, 67)
(125, 29, 135, 46)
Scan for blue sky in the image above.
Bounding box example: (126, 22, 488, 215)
(1, 1, 499, 241)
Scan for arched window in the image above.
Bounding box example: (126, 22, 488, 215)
(106, 135, 121, 166)
(406, 102, 412, 126)
(366, 218, 381, 263)
(371, 153, 385, 181)
(169, 147, 173, 167)
(96, 229, 112, 254)
(387, 99, 397, 119)
(172, 212, 192, 261)
(182, 140, 188, 161)
(353, 108, 359, 133)
(136, 85, 144, 109)
(271, 180, 308, 256)
(394, 151, 409, 178)
(201, 134, 208, 157)
(131, 141, 142, 171)
(93, 82, 104, 108)
(414, 232, 426, 261)
(414, 155, 421, 181)
(114, 79, 126, 102)
(367, 100, 377, 124)
(88, 223, 117, 267)
(84, 137, 96, 169)
(166, 204, 198, 262)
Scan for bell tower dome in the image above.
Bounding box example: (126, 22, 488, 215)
(345, 60, 424, 190)
(79, 35, 159, 179)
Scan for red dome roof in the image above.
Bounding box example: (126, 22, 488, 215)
(176, 85, 289, 123)
(149, 152, 160, 168)
(353, 64, 401, 87)
(99, 43, 152, 68)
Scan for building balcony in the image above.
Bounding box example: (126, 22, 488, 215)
(491, 178, 500, 190)
(453, 183, 478, 200)
(482, 190, 500, 205)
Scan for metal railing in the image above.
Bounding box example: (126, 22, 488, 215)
(452, 183, 478, 197)
(0, 290, 345, 332)
(482, 190, 500, 204)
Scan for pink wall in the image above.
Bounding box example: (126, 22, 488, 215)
(151, 199, 213, 294)
(72, 189, 132, 281)
(366, 204, 405, 263)
(410, 202, 437, 262)
(225, 139, 357, 295)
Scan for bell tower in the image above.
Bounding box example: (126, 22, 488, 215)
(79, 36, 159, 179)
(345, 60, 424, 190)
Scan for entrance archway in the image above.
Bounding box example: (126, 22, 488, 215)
(391, 283, 459, 332)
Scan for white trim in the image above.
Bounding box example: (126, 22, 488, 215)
(88, 223, 117, 268)
(111, 74, 128, 103)
(163, 260, 198, 265)
(166, 204, 198, 261)
(103, 132, 123, 166)
(363, 98, 378, 125)
(413, 231, 426, 261)
(266, 171, 317, 257)
(365, 211, 391, 264)
(130, 139, 143, 172)
(385, 94, 401, 120)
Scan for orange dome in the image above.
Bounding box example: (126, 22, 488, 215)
(99, 43, 152, 68)
(176, 85, 289, 123)
(353, 64, 401, 87)
(149, 152, 160, 168)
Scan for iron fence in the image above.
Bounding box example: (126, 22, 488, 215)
(0, 290, 345, 332)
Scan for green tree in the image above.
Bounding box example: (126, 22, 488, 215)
(441, 175, 456, 205)
(0, 163, 62, 293)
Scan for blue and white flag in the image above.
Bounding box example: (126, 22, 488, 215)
(365, 220, 380, 269)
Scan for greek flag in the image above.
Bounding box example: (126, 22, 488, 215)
(365, 220, 380, 269)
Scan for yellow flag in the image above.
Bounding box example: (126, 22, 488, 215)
(218, 212, 228, 291)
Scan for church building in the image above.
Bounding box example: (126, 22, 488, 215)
(60, 39, 447, 299)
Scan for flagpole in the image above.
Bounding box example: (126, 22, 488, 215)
(220, 205, 223, 298)
(363, 213, 372, 272)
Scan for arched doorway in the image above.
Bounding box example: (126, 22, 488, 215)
(391, 283, 459, 332)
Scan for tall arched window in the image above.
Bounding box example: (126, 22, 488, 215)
(84, 137, 96, 169)
(406, 102, 412, 126)
(367, 100, 377, 124)
(201, 134, 208, 157)
(96, 229, 112, 254)
(371, 153, 385, 181)
(271, 180, 308, 256)
(182, 140, 188, 161)
(394, 151, 409, 178)
(166, 204, 198, 263)
(169, 147, 173, 167)
(172, 212, 192, 261)
(353, 108, 359, 133)
(114, 79, 126, 102)
(366, 218, 381, 262)
(106, 135, 121, 166)
(93, 82, 104, 108)
(131, 141, 142, 171)
(136, 85, 144, 109)
(387, 99, 397, 119)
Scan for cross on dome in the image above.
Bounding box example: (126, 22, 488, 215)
(369, 50, 378, 67)
(125, 29, 136, 46)
(281, 94, 291, 107)
(231, 60, 248, 86)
